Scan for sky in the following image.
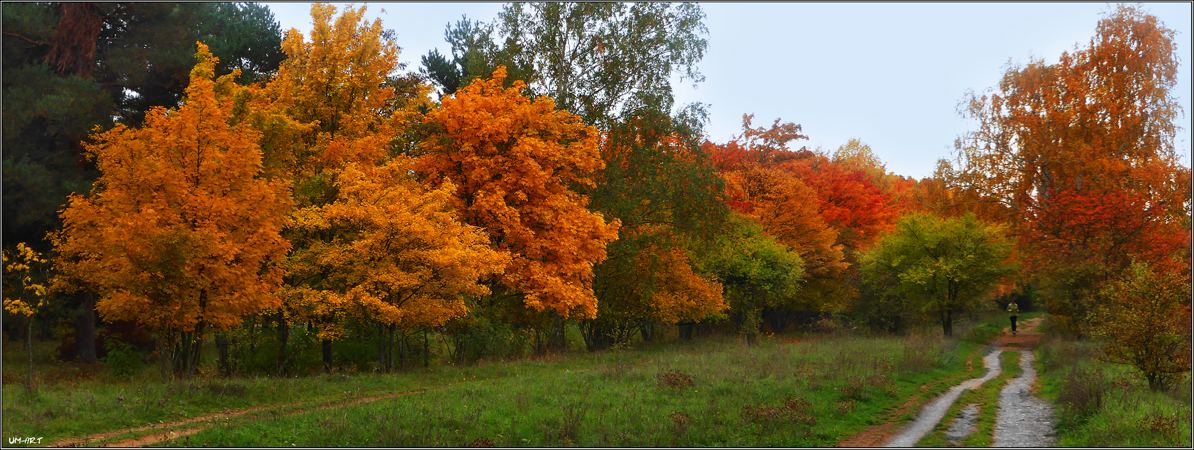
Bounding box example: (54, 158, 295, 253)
(262, 2, 1192, 180)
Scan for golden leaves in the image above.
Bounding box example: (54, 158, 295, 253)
(51, 43, 291, 333)
(288, 157, 509, 332)
(419, 66, 620, 319)
(3, 243, 48, 318)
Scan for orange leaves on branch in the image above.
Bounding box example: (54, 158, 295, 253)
(638, 244, 727, 324)
(1026, 187, 1189, 276)
(287, 158, 509, 337)
(781, 157, 896, 252)
(720, 166, 845, 282)
(269, 3, 413, 174)
(953, 5, 1188, 276)
(419, 66, 620, 319)
(51, 43, 292, 334)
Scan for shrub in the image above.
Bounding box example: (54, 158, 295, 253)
(1091, 261, 1192, 391)
(102, 339, 144, 379)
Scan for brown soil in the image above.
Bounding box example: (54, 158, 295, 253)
(50, 388, 431, 448)
(834, 317, 1046, 447)
(992, 317, 1045, 350)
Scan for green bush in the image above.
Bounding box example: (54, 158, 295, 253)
(101, 339, 144, 379)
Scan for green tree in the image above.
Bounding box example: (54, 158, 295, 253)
(706, 215, 805, 344)
(861, 213, 1015, 336)
(584, 105, 731, 349)
(420, 15, 499, 97)
(1092, 260, 1192, 391)
(424, 2, 708, 129)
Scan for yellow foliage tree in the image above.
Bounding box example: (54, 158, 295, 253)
(418, 66, 620, 319)
(3, 243, 49, 392)
(51, 43, 292, 378)
(287, 158, 509, 371)
(257, 3, 437, 372)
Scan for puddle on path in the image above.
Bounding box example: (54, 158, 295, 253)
(884, 348, 1002, 447)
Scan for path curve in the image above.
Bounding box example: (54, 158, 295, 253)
(883, 348, 1002, 447)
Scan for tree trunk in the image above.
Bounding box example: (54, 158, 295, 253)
(398, 328, 406, 371)
(940, 310, 954, 337)
(216, 331, 232, 377)
(275, 312, 289, 376)
(175, 322, 205, 378)
(424, 328, 431, 368)
(679, 321, 694, 341)
(550, 312, 567, 353)
(27, 319, 35, 394)
(321, 338, 333, 374)
(158, 331, 173, 382)
(76, 291, 98, 363)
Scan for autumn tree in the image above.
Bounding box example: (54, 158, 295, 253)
(1091, 260, 1192, 391)
(720, 165, 845, 314)
(706, 115, 903, 331)
(255, 3, 436, 372)
(3, 243, 50, 393)
(860, 213, 1015, 337)
(50, 43, 292, 379)
(3, 2, 288, 359)
(950, 5, 1190, 334)
(418, 66, 620, 322)
(584, 106, 730, 349)
(286, 159, 509, 372)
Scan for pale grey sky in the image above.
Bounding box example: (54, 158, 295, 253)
(262, 2, 1191, 179)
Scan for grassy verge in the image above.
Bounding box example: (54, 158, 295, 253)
(1035, 318, 1192, 447)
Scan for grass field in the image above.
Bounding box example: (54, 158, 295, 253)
(1034, 317, 1192, 448)
(8, 311, 1186, 447)
(2, 315, 1009, 447)
(161, 333, 977, 447)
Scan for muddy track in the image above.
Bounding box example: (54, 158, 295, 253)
(838, 317, 1051, 447)
(50, 388, 432, 448)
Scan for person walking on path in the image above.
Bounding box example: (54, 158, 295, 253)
(1007, 301, 1020, 335)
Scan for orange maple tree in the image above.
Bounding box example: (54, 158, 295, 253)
(51, 43, 292, 377)
(418, 66, 621, 319)
(285, 158, 509, 371)
(267, 3, 412, 173)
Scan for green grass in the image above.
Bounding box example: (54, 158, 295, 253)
(1035, 317, 1192, 448)
(159, 334, 977, 447)
(2, 312, 1014, 447)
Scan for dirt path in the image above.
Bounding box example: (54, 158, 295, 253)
(839, 317, 1055, 447)
(883, 348, 1003, 447)
(992, 318, 1056, 447)
(50, 388, 431, 448)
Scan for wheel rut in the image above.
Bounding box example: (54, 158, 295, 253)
(49, 388, 432, 448)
